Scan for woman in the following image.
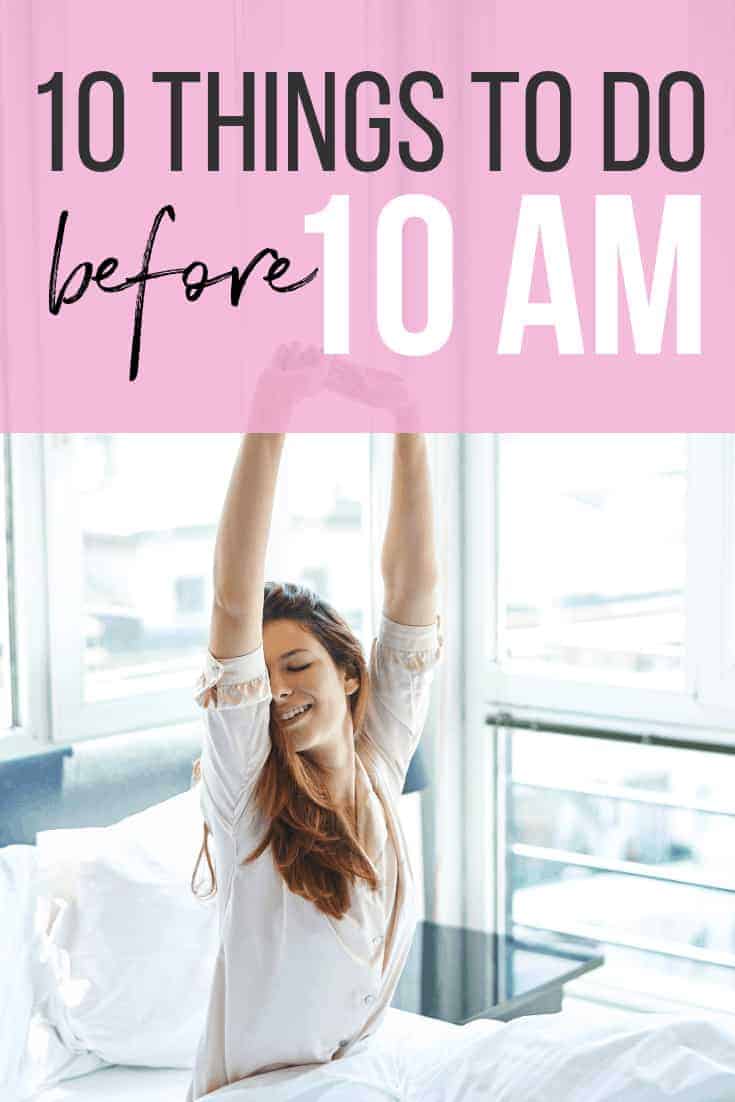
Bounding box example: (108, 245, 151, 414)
(186, 431, 442, 1100)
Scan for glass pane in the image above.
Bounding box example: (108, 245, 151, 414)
(265, 434, 372, 650)
(498, 434, 687, 688)
(79, 435, 371, 702)
(514, 925, 735, 1012)
(509, 731, 735, 1006)
(512, 862, 734, 954)
(0, 438, 11, 729)
(512, 732, 735, 883)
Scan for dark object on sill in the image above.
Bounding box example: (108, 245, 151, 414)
(0, 745, 73, 847)
(0, 725, 201, 846)
(0, 742, 73, 778)
(392, 921, 604, 1023)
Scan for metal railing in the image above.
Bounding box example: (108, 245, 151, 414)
(511, 777, 735, 819)
(487, 711, 735, 757)
(487, 711, 735, 974)
(510, 842, 735, 894)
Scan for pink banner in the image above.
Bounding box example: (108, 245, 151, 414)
(0, 0, 731, 429)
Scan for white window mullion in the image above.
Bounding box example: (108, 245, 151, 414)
(431, 432, 468, 927)
(368, 434, 392, 631)
(685, 434, 722, 709)
(463, 433, 499, 930)
(8, 434, 53, 744)
(721, 434, 735, 683)
(690, 433, 735, 714)
(44, 434, 85, 743)
(0, 437, 15, 732)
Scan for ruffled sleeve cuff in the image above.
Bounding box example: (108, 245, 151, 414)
(194, 646, 271, 709)
(378, 612, 443, 670)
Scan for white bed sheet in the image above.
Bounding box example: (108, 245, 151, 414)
(31, 1010, 465, 1101)
(34, 1066, 192, 1102)
(32, 1006, 735, 1102)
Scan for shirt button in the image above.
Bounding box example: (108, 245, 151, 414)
(363, 993, 376, 1006)
(339, 1038, 349, 1047)
(372, 934, 383, 945)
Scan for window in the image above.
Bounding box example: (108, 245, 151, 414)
(476, 433, 735, 1011)
(498, 435, 687, 690)
(265, 434, 371, 650)
(174, 577, 206, 616)
(40, 433, 373, 740)
(487, 434, 735, 729)
(77, 434, 236, 706)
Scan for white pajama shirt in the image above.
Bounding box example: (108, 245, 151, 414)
(186, 612, 443, 1100)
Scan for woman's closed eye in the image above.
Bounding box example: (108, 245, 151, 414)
(288, 663, 311, 672)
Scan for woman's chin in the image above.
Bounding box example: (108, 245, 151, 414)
(292, 725, 317, 749)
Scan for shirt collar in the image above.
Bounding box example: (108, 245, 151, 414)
(354, 752, 388, 869)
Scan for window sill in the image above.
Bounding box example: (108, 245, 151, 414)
(0, 718, 202, 762)
(0, 734, 73, 768)
(565, 973, 735, 1019)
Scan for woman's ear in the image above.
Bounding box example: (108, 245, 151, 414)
(344, 674, 360, 696)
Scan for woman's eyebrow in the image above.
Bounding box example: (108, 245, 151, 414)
(280, 648, 311, 659)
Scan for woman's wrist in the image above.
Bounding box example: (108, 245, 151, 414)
(243, 430, 288, 454)
(245, 432, 286, 443)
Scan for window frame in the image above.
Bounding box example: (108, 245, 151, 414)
(476, 433, 735, 743)
(5, 433, 735, 735)
(6, 434, 52, 747)
(459, 432, 735, 1006)
(42, 434, 203, 742)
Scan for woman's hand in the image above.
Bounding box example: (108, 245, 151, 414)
(272, 342, 330, 402)
(248, 342, 330, 428)
(325, 358, 420, 428)
(249, 345, 420, 429)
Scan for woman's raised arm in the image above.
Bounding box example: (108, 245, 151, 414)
(209, 433, 285, 660)
(380, 433, 439, 626)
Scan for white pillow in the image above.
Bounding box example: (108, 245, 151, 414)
(0, 845, 45, 1100)
(35, 786, 219, 1069)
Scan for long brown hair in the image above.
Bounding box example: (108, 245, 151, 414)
(191, 582, 380, 919)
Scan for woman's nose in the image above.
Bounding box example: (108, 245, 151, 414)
(271, 678, 292, 700)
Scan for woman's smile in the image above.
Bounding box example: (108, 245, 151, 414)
(280, 702, 313, 723)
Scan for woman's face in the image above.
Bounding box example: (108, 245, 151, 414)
(262, 618, 358, 755)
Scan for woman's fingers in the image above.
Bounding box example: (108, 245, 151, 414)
(276, 341, 322, 371)
(262, 342, 329, 404)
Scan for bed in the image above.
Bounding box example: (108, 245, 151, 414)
(29, 1004, 735, 1102)
(4, 802, 735, 1102)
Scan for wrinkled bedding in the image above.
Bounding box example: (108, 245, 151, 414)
(207, 1008, 735, 1102)
(30, 1065, 191, 1102)
(32, 1006, 735, 1102)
